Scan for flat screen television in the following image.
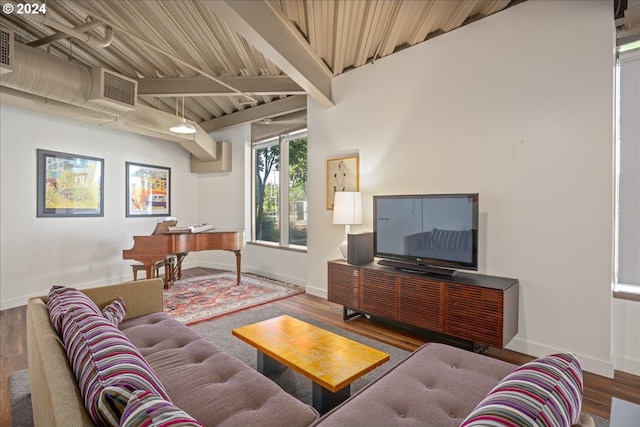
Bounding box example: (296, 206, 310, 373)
(373, 193, 479, 276)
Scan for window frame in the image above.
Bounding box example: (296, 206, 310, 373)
(251, 129, 307, 250)
(613, 40, 640, 300)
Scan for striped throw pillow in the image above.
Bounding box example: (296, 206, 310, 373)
(461, 353, 583, 427)
(120, 390, 203, 427)
(60, 307, 171, 426)
(47, 286, 101, 334)
(102, 297, 127, 326)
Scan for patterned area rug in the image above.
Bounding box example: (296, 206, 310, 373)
(163, 272, 304, 325)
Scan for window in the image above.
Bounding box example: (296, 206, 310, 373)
(253, 130, 307, 249)
(614, 40, 640, 299)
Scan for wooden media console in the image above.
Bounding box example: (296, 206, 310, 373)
(328, 259, 519, 350)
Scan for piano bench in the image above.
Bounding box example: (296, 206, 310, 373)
(131, 261, 164, 281)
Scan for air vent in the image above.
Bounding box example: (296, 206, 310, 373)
(0, 27, 14, 74)
(88, 67, 137, 110)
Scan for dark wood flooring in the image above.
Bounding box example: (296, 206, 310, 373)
(1, 267, 638, 425)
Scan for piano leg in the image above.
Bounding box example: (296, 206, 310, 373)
(175, 253, 188, 279)
(234, 250, 241, 285)
(144, 263, 153, 282)
(164, 259, 172, 289)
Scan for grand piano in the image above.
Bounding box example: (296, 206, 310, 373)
(123, 230, 244, 288)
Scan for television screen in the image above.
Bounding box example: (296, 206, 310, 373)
(373, 194, 478, 274)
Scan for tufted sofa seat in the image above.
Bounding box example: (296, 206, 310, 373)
(312, 342, 515, 426)
(313, 342, 595, 427)
(119, 312, 317, 427)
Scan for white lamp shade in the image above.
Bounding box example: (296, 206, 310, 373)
(333, 192, 362, 225)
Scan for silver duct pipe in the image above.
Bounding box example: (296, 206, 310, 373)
(1, 42, 127, 115)
(0, 39, 223, 165)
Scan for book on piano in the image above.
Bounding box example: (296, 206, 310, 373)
(188, 224, 215, 233)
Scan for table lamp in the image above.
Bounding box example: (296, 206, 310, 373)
(332, 191, 363, 259)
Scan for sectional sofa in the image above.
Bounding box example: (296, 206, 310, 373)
(27, 277, 595, 426)
(27, 278, 318, 426)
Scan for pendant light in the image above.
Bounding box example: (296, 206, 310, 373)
(170, 97, 196, 134)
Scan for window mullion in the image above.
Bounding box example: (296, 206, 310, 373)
(280, 138, 290, 247)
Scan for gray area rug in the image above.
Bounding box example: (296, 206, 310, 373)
(10, 304, 611, 427)
(189, 305, 410, 405)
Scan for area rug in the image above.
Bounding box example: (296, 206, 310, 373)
(163, 272, 304, 325)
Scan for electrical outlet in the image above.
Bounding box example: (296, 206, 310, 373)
(88, 264, 94, 271)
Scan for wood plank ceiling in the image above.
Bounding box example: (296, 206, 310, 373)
(1, 0, 520, 140)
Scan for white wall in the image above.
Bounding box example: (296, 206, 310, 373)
(0, 105, 199, 308)
(306, 0, 623, 377)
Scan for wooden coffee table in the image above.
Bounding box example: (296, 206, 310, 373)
(232, 315, 390, 414)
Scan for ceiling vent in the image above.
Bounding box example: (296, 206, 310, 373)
(88, 67, 137, 111)
(0, 27, 14, 75)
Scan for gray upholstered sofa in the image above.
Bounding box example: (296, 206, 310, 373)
(26, 278, 318, 427)
(314, 342, 595, 427)
(27, 277, 594, 427)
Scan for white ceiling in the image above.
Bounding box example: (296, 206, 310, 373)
(1, 0, 634, 141)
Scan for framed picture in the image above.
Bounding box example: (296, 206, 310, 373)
(37, 149, 104, 217)
(126, 162, 171, 217)
(327, 155, 359, 209)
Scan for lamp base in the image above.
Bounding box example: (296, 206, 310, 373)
(339, 239, 348, 260)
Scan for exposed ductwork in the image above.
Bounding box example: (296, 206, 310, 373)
(0, 27, 231, 172)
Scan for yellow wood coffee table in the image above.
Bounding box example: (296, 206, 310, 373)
(232, 315, 390, 414)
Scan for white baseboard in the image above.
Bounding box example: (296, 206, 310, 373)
(507, 337, 615, 378)
(613, 353, 640, 377)
(304, 284, 328, 299)
(0, 274, 134, 310)
(198, 261, 308, 289)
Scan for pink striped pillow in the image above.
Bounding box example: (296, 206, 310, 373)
(102, 297, 127, 326)
(60, 306, 170, 426)
(461, 353, 583, 427)
(119, 390, 203, 427)
(47, 286, 101, 334)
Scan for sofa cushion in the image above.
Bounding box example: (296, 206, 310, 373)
(120, 312, 319, 427)
(60, 305, 171, 426)
(47, 286, 102, 334)
(460, 353, 583, 427)
(120, 390, 204, 427)
(312, 342, 516, 427)
(102, 297, 127, 326)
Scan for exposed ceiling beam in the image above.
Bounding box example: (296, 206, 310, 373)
(251, 110, 308, 142)
(202, 0, 334, 108)
(200, 95, 306, 133)
(137, 76, 305, 97)
(27, 21, 103, 48)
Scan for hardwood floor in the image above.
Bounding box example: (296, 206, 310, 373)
(1, 267, 638, 425)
